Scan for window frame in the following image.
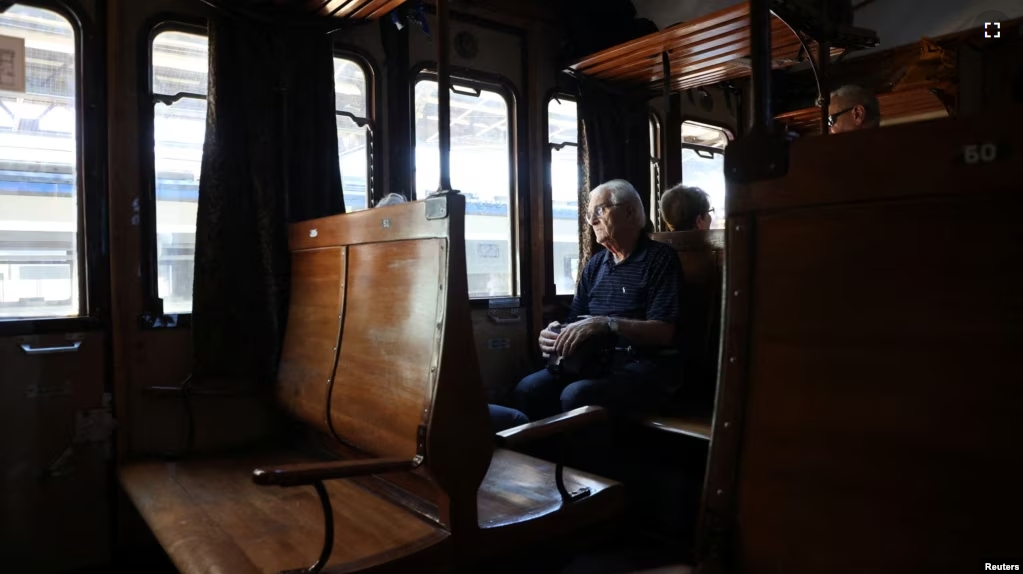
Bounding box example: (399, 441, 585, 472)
(649, 112, 663, 231)
(679, 118, 733, 153)
(679, 118, 733, 230)
(331, 46, 378, 210)
(544, 92, 581, 303)
(0, 0, 108, 336)
(409, 64, 523, 305)
(137, 25, 380, 326)
(139, 17, 207, 328)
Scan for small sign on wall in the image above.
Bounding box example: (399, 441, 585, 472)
(0, 35, 26, 93)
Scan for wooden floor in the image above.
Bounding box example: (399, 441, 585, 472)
(107, 527, 687, 572)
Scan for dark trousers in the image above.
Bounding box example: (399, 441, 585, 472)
(513, 358, 675, 421)
(511, 358, 677, 479)
(488, 404, 530, 433)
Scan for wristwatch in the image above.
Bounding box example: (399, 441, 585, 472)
(607, 317, 619, 334)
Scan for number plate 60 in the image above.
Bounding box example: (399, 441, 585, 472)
(962, 143, 1001, 164)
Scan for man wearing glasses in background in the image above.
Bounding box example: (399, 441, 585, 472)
(498, 179, 684, 427)
(828, 84, 881, 134)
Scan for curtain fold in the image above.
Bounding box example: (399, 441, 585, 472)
(577, 77, 651, 272)
(190, 16, 344, 389)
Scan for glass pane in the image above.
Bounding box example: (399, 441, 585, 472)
(682, 149, 726, 230)
(650, 117, 658, 228)
(153, 30, 207, 314)
(152, 31, 208, 97)
(414, 79, 512, 298)
(333, 57, 366, 118)
(682, 121, 728, 149)
(154, 96, 205, 314)
(549, 99, 579, 295)
(681, 122, 728, 230)
(334, 57, 368, 211)
(337, 114, 368, 211)
(0, 5, 78, 319)
(547, 98, 577, 144)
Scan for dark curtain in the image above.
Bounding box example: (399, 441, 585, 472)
(190, 16, 345, 389)
(577, 77, 651, 272)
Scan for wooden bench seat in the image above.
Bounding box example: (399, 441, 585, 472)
(694, 109, 1023, 572)
(120, 450, 450, 574)
(645, 229, 725, 441)
(119, 194, 623, 574)
(637, 415, 712, 441)
(478, 448, 622, 531)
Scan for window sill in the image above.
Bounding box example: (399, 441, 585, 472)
(0, 316, 104, 337)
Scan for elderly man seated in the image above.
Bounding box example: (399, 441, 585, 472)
(511, 179, 684, 422)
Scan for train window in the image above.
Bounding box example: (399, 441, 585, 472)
(152, 30, 208, 315)
(681, 121, 728, 230)
(649, 114, 661, 230)
(333, 56, 371, 211)
(0, 6, 79, 319)
(414, 78, 514, 299)
(150, 35, 372, 314)
(547, 97, 579, 296)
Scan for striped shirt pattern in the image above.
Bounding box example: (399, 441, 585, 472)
(568, 235, 684, 350)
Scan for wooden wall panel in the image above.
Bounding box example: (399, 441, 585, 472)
(0, 332, 109, 572)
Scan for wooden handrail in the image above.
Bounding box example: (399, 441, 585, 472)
(253, 457, 422, 487)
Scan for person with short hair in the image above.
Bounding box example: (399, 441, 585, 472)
(828, 84, 881, 134)
(659, 184, 713, 231)
(375, 193, 407, 207)
(509, 179, 684, 421)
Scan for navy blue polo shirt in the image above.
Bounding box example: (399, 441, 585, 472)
(568, 234, 684, 352)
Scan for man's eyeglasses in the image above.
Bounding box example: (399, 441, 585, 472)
(589, 202, 624, 218)
(827, 106, 855, 128)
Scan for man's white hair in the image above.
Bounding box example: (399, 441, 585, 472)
(591, 179, 646, 228)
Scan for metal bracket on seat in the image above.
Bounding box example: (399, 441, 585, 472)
(281, 480, 334, 574)
(424, 195, 450, 220)
(555, 460, 592, 503)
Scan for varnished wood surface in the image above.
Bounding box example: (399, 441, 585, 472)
(1, 332, 111, 571)
(122, 195, 622, 570)
(496, 406, 608, 447)
(289, 200, 451, 251)
(569, 3, 844, 92)
(775, 88, 948, 134)
(277, 247, 345, 436)
(651, 229, 725, 411)
(253, 456, 419, 487)
(650, 229, 725, 253)
(477, 449, 624, 537)
(702, 111, 1023, 572)
(639, 415, 712, 441)
(728, 107, 1023, 214)
(121, 452, 449, 574)
(330, 239, 443, 458)
(298, 0, 407, 20)
(738, 197, 1023, 572)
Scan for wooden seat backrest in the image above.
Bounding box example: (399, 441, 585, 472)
(650, 229, 724, 408)
(276, 194, 492, 528)
(700, 110, 1023, 573)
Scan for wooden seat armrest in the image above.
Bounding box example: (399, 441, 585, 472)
(252, 456, 422, 487)
(496, 406, 608, 448)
